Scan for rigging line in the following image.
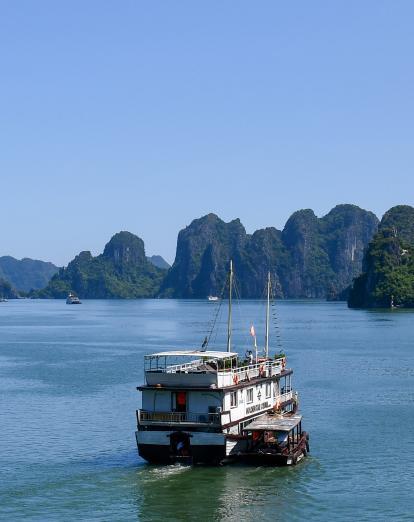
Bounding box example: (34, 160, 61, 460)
(232, 273, 251, 353)
(259, 276, 269, 352)
(251, 272, 273, 356)
(214, 306, 221, 346)
(211, 300, 223, 348)
(205, 296, 222, 347)
(270, 279, 284, 353)
(204, 270, 228, 348)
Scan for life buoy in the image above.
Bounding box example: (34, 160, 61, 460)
(233, 374, 239, 385)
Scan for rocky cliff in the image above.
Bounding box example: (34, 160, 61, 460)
(160, 205, 379, 299)
(348, 205, 414, 308)
(34, 231, 166, 298)
(160, 214, 247, 298)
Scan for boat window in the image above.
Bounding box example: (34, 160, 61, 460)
(246, 388, 253, 404)
(230, 391, 238, 408)
(266, 382, 271, 398)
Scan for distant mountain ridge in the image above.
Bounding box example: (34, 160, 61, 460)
(0, 256, 59, 292)
(160, 204, 379, 299)
(8, 204, 383, 300)
(34, 231, 166, 298)
(147, 255, 170, 270)
(348, 205, 414, 308)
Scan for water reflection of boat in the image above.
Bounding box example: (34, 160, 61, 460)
(135, 261, 308, 466)
(66, 292, 81, 304)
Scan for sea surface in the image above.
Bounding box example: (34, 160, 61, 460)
(0, 299, 413, 521)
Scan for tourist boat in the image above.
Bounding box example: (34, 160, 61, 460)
(66, 292, 81, 304)
(207, 295, 220, 301)
(135, 261, 308, 465)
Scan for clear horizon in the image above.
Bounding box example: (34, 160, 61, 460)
(1, 1, 413, 266)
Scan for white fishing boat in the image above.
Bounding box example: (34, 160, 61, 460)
(207, 295, 220, 301)
(66, 292, 81, 304)
(135, 261, 308, 465)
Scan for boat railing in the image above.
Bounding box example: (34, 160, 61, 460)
(164, 360, 202, 373)
(217, 358, 285, 387)
(146, 359, 209, 374)
(144, 357, 286, 388)
(137, 409, 221, 425)
(278, 390, 293, 403)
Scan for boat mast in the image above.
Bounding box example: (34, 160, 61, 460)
(265, 271, 270, 358)
(227, 260, 233, 352)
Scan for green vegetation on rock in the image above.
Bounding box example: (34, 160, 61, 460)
(348, 206, 414, 308)
(33, 232, 166, 299)
(160, 205, 378, 299)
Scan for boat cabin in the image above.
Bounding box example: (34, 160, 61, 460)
(241, 413, 308, 465)
(142, 350, 287, 388)
(137, 350, 294, 433)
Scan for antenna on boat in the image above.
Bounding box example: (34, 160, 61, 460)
(265, 271, 270, 359)
(227, 259, 233, 352)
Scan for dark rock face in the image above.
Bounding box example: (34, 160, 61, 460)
(34, 232, 166, 299)
(160, 214, 247, 298)
(241, 228, 288, 297)
(348, 205, 414, 308)
(160, 205, 379, 299)
(281, 209, 332, 297)
(320, 205, 379, 298)
(102, 232, 146, 268)
(0, 256, 59, 292)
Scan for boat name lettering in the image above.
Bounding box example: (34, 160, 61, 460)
(245, 401, 270, 415)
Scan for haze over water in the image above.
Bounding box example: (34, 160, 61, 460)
(0, 299, 413, 521)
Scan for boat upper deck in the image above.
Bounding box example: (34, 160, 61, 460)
(143, 350, 287, 388)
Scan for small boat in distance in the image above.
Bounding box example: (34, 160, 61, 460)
(207, 295, 220, 301)
(66, 292, 81, 305)
(0, 297, 8, 302)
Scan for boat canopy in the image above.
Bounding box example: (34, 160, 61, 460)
(145, 350, 238, 360)
(243, 413, 302, 432)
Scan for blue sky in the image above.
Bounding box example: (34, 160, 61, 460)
(1, 1, 413, 265)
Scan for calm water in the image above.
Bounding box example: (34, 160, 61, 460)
(0, 299, 413, 521)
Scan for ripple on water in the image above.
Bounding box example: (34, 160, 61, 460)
(1, 300, 414, 521)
